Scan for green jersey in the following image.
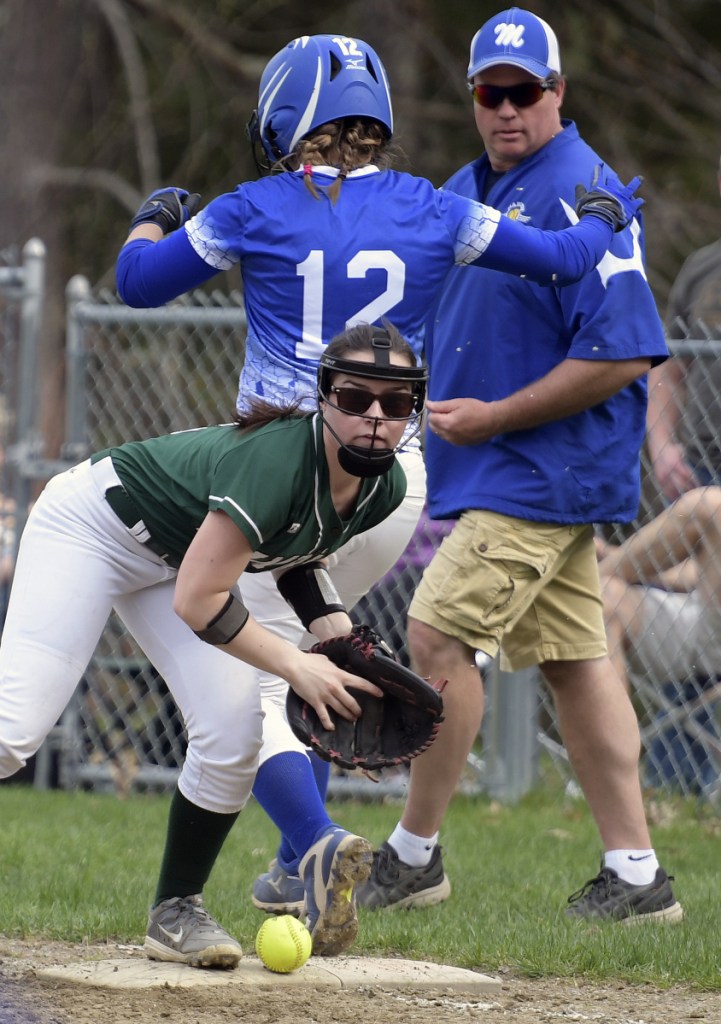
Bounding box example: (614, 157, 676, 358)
(94, 414, 406, 572)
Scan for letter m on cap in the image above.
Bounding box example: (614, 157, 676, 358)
(494, 23, 526, 48)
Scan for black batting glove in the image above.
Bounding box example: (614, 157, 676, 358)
(129, 187, 202, 234)
(575, 167, 644, 232)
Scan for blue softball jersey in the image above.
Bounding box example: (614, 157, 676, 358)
(116, 164, 615, 413)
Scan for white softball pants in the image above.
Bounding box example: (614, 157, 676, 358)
(239, 447, 427, 766)
(0, 458, 263, 813)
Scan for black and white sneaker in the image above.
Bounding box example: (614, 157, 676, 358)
(565, 865, 683, 923)
(355, 841, 451, 910)
(145, 894, 242, 968)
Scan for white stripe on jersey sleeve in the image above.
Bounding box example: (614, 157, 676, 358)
(209, 494, 264, 545)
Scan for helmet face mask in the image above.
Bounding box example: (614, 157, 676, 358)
(247, 34, 394, 168)
(317, 329, 428, 478)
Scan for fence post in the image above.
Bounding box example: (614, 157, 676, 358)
(16, 239, 46, 439)
(6, 239, 46, 562)
(33, 276, 93, 791)
(481, 662, 539, 803)
(63, 275, 92, 463)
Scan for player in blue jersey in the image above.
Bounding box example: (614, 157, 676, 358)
(115, 33, 643, 925)
(354, 10, 682, 925)
(0, 324, 429, 965)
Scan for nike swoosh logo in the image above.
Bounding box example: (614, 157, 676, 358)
(628, 854, 653, 861)
(159, 924, 184, 943)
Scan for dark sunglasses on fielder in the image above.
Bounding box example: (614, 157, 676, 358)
(328, 385, 416, 419)
(468, 79, 556, 110)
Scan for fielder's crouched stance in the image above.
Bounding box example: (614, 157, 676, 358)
(0, 324, 427, 968)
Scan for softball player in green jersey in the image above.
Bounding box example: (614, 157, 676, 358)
(0, 323, 426, 967)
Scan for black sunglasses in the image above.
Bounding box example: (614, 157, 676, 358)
(468, 79, 556, 110)
(328, 386, 416, 419)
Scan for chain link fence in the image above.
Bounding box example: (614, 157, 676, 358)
(610, 335, 721, 802)
(0, 251, 18, 630)
(0, 252, 20, 632)
(0, 239, 45, 632)
(2, 265, 721, 804)
(52, 281, 246, 794)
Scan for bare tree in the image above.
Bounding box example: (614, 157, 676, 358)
(2, 0, 721, 456)
(0, 0, 104, 456)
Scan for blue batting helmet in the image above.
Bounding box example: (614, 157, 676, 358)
(251, 34, 393, 164)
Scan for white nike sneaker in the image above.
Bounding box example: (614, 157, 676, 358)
(144, 893, 242, 968)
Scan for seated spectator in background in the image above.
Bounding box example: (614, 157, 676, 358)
(646, 152, 721, 501)
(597, 487, 721, 795)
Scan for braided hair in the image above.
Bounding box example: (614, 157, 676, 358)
(277, 118, 394, 204)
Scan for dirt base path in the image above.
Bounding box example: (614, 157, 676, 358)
(0, 939, 716, 1024)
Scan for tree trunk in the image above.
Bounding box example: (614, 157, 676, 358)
(0, 0, 99, 458)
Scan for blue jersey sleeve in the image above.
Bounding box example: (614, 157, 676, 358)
(460, 201, 613, 286)
(116, 230, 219, 307)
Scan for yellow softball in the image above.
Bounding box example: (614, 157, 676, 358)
(255, 914, 312, 973)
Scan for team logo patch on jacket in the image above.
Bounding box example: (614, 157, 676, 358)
(506, 202, 531, 223)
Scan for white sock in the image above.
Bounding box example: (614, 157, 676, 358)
(604, 849, 659, 886)
(388, 824, 438, 867)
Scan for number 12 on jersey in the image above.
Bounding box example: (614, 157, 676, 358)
(296, 249, 406, 359)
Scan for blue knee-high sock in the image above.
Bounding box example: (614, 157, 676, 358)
(273, 752, 332, 871)
(252, 751, 333, 875)
(310, 750, 331, 801)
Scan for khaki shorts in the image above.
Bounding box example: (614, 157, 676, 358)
(409, 510, 607, 671)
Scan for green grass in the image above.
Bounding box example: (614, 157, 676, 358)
(1, 780, 719, 988)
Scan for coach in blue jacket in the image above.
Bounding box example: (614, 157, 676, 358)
(358, 8, 682, 925)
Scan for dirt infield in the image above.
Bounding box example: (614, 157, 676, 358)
(0, 939, 716, 1024)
